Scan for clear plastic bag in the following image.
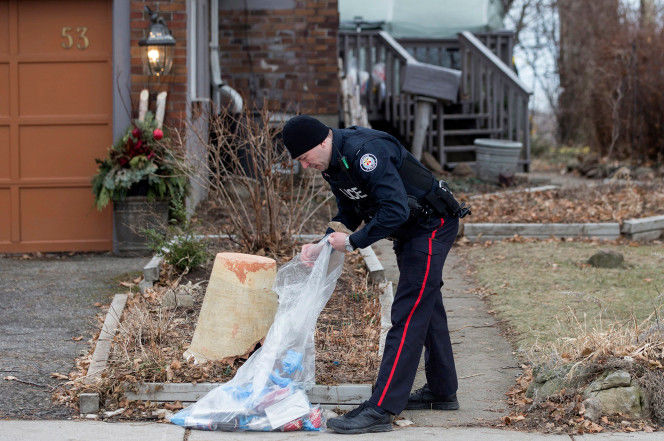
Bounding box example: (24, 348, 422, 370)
(170, 239, 344, 431)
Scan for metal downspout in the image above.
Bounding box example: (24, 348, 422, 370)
(211, 0, 243, 113)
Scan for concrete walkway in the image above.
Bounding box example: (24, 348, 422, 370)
(0, 420, 660, 440)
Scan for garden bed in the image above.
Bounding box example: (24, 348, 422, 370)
(467, 182, 664, 224)
(54, 241, 380, 417)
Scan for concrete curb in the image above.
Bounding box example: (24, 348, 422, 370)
(123, 382, 372, 408)
(85, 294, 128, 383)
(79, 293, 130, 413)
(378, 281, 394, 355)
(621, 214, 664, 241)
(358, 245, 385, 283)
(464, 223, 621, 241)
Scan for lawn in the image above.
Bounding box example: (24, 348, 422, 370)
(463, 241, 664, 355)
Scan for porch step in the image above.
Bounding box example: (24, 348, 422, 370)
(441, 113, 490, 120)
(443, 128, 503, 136)
(441, 145, 476, 153)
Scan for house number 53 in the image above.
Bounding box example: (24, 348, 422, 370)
(61, 26, 89, 50)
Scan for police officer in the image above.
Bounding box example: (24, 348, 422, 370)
(282, 115, 468, 434)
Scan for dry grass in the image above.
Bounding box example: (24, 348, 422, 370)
(503, 309, 664, 431)
(463, 241, 664, 353)
(528, 309, 664, 367)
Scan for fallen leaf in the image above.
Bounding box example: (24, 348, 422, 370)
(133, 276, 142, 284)
(94, 302, 102, 307)
(50, 372, 68, 380)
(164, 401, 183, 411)
(72, 336, 83, 341)
(119, 281, 134, 288)
(4, 376, 17, 381)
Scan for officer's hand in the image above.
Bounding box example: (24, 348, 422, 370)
(327, 232, 349, 252)
(301, 243, 322, 267)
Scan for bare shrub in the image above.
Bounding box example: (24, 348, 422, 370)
(174, 104, 332, 256)
(557, 1, 664, 162)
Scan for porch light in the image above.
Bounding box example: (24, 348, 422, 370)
(138, 6, 176, 77)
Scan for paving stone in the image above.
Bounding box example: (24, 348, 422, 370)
(78, 393, 99, 414)
(0, 421, 184, 441)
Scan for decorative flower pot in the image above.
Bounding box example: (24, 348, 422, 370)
(475, 138, 523, 184)
(113, 196, 169, 256)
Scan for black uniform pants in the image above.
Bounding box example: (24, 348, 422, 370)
(369, 216, 459, 415)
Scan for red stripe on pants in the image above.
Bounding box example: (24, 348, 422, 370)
(377, 218, 445, 407)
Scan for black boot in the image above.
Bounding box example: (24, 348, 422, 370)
(326, 401, 392, 434)
(405, 383, 459, 410)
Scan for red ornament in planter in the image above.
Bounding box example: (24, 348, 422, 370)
(153, 128, 163, 140)
(132, 127, 141, 138)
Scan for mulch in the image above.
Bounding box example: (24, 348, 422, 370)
(465, 182, 664, 224)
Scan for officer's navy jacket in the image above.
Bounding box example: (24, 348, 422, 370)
(322, 126, 441, 249)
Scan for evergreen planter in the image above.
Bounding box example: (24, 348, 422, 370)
(475, 138, 523, 183)
(113, 196, 169, 256)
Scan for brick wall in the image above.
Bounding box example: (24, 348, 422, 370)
(218, 0, 340, 117)
(130, 0, 187, 128)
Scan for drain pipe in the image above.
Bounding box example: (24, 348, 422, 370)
(210, 0, 243, 114)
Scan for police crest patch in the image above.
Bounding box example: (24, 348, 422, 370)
(359, 153, 378, 172)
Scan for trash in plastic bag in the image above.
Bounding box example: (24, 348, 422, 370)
(170, 239, 344, 432)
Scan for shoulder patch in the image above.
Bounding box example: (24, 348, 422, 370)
(359, 153, 378, 172)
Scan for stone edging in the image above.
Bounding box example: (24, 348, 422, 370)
(77, 293, 128, 414)
(124, 382, 372, 410)
(463, 223, 621, 241)
(463, 215, 664, 242)
(81, 241, 390, 411)
(621, 215, 664, 241)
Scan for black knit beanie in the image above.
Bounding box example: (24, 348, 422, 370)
(282, 115, 329, 158)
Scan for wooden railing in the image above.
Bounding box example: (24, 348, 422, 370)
(337, 29, 531, 169)
(339, 30, 413, 122)
(458, 31, 531, 167)
(397, 30, 515, 70)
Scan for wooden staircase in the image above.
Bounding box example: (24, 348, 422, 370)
(338, 29, 532, 171)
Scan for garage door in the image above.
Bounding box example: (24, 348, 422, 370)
(0, 0, 113, 253)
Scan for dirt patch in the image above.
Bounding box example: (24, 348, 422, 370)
(468, 182, 664, 223)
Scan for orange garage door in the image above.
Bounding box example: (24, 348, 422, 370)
(0, 0, 113, 253)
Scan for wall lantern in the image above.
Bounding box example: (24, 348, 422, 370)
(138, 6, 176, 77)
